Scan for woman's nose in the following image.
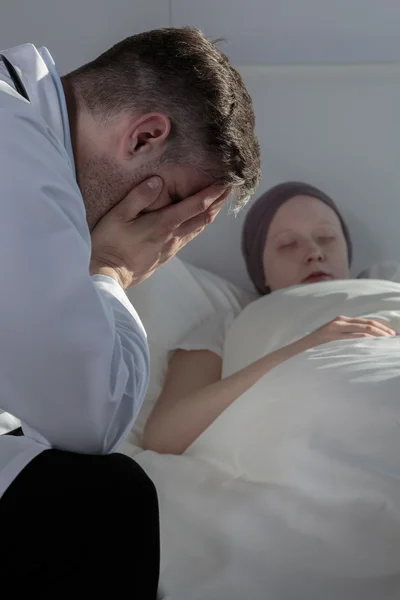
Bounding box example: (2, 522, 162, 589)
(305, 245, 324, 263)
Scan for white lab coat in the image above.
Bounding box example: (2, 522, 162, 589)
(0, 44, 150, 498)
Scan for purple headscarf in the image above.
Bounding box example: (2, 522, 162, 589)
(241, 181, 353, 295)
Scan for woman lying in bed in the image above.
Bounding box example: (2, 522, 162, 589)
(143, 181, 396, 454)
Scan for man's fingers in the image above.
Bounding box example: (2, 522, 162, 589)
(208, 191, 230, 215)
(167, 193, 229, 248)
(156, 213, 214, 261)
(161, 185, 230, 230)
(174, 199, 225, 239)
(111, 177, 163, 221)
(146, 199, 225, 265)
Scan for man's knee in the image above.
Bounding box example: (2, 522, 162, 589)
(101, 454, 159, 549)
(104, 453, 158, 502)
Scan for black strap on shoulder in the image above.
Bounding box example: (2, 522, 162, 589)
(0, 54, 30, 102)
(3, 427, 24, 436)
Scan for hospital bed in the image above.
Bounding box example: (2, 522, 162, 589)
(121, 63, 400, 599)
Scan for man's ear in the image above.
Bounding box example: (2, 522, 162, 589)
(121, 113, 171, 160)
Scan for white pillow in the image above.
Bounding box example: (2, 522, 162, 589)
(126, 257, 213, 351)
(357, 259, 400, 282)
(121, 257, 253, 449)
(185, 262, 256, 315)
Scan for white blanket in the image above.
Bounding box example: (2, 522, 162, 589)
(130, 279, 400, 599)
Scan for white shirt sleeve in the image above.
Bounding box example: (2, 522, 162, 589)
(0, 106, 149, 454)
(174, 309, 237, 358)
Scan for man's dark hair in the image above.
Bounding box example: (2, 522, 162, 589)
(66, 27, 261, 210)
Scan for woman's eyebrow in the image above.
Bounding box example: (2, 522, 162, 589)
(316, 218, 340, 226)
(270, 229, 294, 240)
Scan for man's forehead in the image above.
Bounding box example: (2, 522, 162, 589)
(167, 167, 215, 204)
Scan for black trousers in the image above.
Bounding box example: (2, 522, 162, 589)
(0, 449, 160, 598)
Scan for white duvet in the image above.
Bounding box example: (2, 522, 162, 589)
(130, 279, 400, 599)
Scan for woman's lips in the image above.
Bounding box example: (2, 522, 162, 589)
(302, 272, 333, 283)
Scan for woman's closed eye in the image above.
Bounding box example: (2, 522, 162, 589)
(317, 235, 336, 244)
(278, 240, 297, 251)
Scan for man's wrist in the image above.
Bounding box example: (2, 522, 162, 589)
(90, 263, 124, 288)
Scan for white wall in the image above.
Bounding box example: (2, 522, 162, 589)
(0, 0, 170, 73)
(172, 0, 400, 65)
(2, 1, 400, 71)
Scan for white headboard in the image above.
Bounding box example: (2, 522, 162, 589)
(179, 63, 400, 291)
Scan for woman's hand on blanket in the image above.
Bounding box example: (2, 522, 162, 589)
(303, 316, 396, 349)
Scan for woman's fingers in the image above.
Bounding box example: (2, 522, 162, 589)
(335, 316, 396, 337)
(341, 324, 393, 337)
(348, 333, 375, 339)
(342, 324, 394, 337)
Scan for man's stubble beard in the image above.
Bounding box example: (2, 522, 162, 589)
(77, 154, 164, 231)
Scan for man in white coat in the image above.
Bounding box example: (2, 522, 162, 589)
(0, 26, 260, 598)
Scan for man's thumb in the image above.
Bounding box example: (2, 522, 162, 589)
(112, 176, 163, 221)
